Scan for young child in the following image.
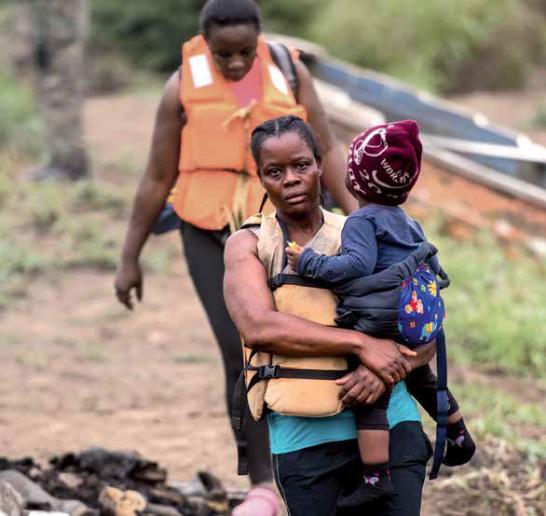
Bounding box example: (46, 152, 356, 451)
(286, 120, 475, 508)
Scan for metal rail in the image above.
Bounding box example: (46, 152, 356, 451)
(270, 33, 546, 196)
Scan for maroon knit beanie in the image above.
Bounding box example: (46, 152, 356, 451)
(346, 120, 423, 206)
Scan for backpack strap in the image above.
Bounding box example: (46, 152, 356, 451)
(429, 328, 449, 479)
(267, 41, 299, 98)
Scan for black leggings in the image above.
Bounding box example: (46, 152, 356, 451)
(180, 222, 272, 485)
(273, 421, 432, 516)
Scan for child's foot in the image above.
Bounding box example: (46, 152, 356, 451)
(337, 463, 394, 509)
(443, 417, 476, 466)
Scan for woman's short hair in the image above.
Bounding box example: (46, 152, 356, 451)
(200, 0, 262, 38)
(251, 116, 322, 170)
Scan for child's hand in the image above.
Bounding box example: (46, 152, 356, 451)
(285, 241, 303, 270)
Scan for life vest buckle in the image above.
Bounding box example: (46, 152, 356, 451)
(257, 364, 280, 379)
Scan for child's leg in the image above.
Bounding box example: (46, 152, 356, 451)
(405, 364, 460, 420)
(406, 365, 476, 466)
(338, 391, 393, 508)
(357, 429, 389, 465)
(353, 389, 391, 464)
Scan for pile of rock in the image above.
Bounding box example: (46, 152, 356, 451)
(0, 448, 245, 516)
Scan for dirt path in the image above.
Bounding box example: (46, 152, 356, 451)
(2, 92, 544, 514)
(0, 262, 241, 485)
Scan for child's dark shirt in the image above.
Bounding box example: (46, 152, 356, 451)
(297, 204, 440, 282)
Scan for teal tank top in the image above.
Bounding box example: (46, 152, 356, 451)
(268, 381, 420, 455)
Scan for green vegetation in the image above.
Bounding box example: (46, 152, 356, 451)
(308, 0, 546, 92)
(172, 353, 214, 364)
(0, 72, 44, 157)
(422, 380, 545, 457)
(424, 226, 546, 376)
(89, 0, 323, 74)
(89, 0, 546, 93)
(532, 102, 546, 129)
(0, 168, 178, 308)
(90, 0, 202, 72)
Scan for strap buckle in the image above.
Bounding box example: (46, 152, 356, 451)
(257, 365, 280, 379)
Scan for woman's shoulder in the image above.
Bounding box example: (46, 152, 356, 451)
(322, 208, 346, 231)
(158, 70, 184, 117)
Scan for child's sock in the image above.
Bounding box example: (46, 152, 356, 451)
(337, 463, 394, 508)
(443, 418, 476, 466)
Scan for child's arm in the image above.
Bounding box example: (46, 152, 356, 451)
(287, 217, 378, 283)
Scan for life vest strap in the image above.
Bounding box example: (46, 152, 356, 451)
(246, 364, 347, 383)
(269, 273, 331, 292)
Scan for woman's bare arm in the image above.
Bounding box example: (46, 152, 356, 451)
(114, 70, 183, 309)
(224, 229, 411, 385)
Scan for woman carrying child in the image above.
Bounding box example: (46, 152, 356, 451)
(224, 115, 450, 515)
(286, 120, 476, 508)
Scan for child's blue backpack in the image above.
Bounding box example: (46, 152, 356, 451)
(398, 261, 446, 347)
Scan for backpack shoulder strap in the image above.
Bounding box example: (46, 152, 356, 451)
(267, 41, 299, 98)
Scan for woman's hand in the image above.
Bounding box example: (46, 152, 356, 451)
(336, 365, 386, 406)
(114, 260, 143, 310)
(356, 336, 413, 386)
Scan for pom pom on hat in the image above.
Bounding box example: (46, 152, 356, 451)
(346, 120, 422, 205)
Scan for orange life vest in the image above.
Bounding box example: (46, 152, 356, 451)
(171, 34, 307, 231)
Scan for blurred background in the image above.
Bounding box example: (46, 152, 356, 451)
(0, 1, 545, 514)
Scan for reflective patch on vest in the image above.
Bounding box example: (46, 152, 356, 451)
(189, 54, 213, 89)
(268, 65, 289, 95)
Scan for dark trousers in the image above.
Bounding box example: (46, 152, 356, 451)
(273, 421, 432, 516)
(180, 222, 272, 484)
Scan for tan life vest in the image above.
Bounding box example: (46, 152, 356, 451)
(242, 208, 349, 421)
(171, 34, 307, 231)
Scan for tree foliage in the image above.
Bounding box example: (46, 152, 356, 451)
(307, 0, 546, 92)
(90, 0, 546, 92)
(91, 0, 203, 71)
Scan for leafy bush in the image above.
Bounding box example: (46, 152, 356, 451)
(0, 72, 44, 156)
(0, 163, 178, 307)
(89, 0, 546, 93)
(306, 0, 546, 92)
(532, 102, 546, 129)
(89, 0, 326, 73)
(90, 0, 203, 72)
(429, 229, 546, 376)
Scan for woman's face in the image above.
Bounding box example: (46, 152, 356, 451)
(258, 131, 322, 218)
(206, 23, 258, 82)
